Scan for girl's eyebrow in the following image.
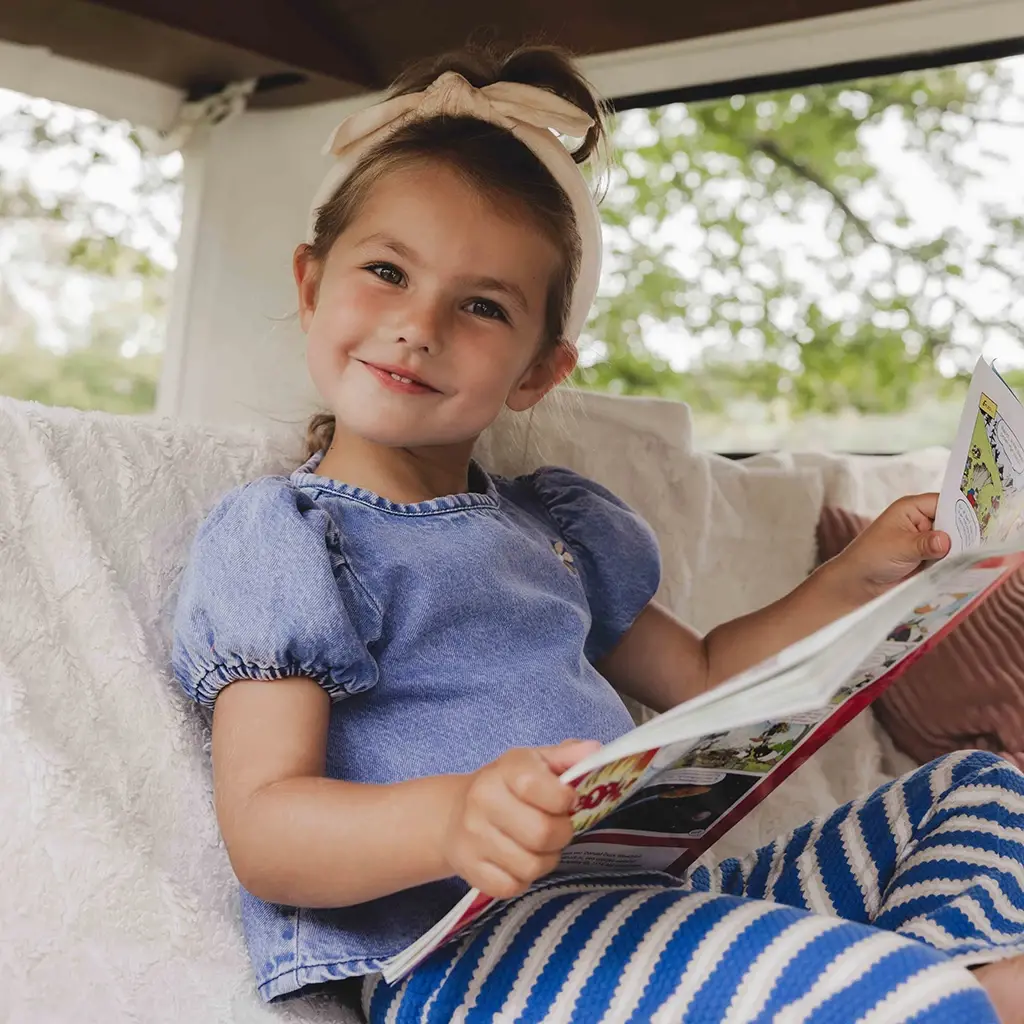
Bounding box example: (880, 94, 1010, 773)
(357, 232, 530, 314)
(356, 232, 418, 262)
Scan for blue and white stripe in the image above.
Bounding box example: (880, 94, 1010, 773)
(364, 751, 1024, 1022)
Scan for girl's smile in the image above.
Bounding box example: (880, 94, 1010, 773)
(359, 359, 441, 395)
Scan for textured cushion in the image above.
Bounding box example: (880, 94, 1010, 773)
(817, 505, 1024, 769)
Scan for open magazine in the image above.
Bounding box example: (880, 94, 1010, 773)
(382, 357, 1024, 984)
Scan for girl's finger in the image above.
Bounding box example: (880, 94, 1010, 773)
(902, 492, 939, 523)
(537, 739, 601, 776)
(508, 759, 576, 815)
(492, 779, 574, 851)
(469, 859, 530, 901)
(478, 820, 559, 882)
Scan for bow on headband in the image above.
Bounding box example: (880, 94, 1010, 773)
(322, 72, 595, 159)
(306, 72, 603, 342)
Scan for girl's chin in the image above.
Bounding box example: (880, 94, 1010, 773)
(322, 387, 505, 449)
(331, 415, 475, 450)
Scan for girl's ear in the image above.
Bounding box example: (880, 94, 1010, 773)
(506, 340, 578, 412)
(293, 244, 321, 332)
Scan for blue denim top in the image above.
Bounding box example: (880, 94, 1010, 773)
(171, 451, 661, 1002)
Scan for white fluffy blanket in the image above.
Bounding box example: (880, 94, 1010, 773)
(1, 401, 360, 1023)
(0, 394, 938, 1022)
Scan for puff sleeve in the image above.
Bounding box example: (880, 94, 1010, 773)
(531, 466, 661, 663)
(171, 477, 379, 711)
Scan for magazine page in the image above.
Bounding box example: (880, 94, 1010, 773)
(936, 357, 1024, 553)
(382, 543, 1024, 983)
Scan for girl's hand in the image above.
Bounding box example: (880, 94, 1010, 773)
(825, 493, 951, 604)
(442, 739, 599, 900)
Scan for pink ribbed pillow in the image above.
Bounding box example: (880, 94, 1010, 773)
(817, 505, 1024, 769)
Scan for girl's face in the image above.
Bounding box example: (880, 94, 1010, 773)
(295, 160, 576, 450)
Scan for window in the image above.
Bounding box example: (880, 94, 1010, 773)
(0, 90, 182, 413)
(582, 53, 1024, 452)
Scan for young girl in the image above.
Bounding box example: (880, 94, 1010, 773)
(172, 45, 1024, 1023)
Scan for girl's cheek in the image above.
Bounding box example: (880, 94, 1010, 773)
(465, 351, 526, 401)
(312, 283, 373, 340)
(346, 282, 392, 325)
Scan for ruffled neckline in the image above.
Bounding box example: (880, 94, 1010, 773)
(290, 450, 500, 514)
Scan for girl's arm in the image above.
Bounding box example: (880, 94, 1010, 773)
(212, 675, 453, 907)
(596, 559, 856, 714)
(212, 675, 594, 907)
(597, 493, 949, 714)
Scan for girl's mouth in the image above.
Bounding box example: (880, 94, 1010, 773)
(361, 361, 438, 395)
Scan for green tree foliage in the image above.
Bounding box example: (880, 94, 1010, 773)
(579, 60, 1024, 418)
(0, 92, 180, 413)
(0, 334, 159, 412)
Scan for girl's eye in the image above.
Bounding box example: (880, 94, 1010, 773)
(365, 262, 404, 285)
(466, 298, 509, 323)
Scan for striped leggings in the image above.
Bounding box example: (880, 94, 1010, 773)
(364, 751, 1024, 1023)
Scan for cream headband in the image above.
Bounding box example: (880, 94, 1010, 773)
(306, 71, 603, 342)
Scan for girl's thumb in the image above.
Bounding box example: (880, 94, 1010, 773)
(539, 739, 602, 775)
(918, 530, 951, 559)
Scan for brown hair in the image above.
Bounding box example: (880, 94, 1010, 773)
(303, 43, 608, 458)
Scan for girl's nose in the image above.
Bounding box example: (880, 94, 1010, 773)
(396, 333, 437, 354)
(396, 303, 444, 355)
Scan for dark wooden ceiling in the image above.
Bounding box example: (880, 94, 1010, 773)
(2, 0, 911, 108)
